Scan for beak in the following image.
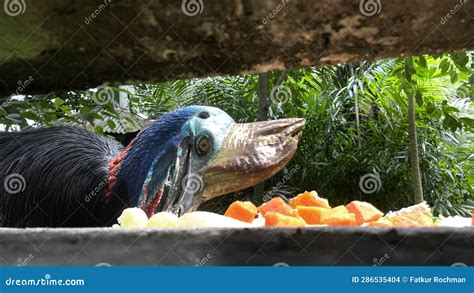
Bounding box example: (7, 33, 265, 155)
(201, 118, 305, 202)
(159, 118, 304, 216)
(159, 138, 195, 216)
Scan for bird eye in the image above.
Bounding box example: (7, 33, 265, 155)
(198, 111, 210, 119)
(196, 136, 210, 156)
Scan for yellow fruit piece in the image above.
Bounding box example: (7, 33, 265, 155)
(177, 211, 252, 228)
(117, 208, 148, 228)
(365, 216, 393, 227)
(346, 200, 384, 225)
(385, 202, 434, 227)
(264, 212, 306, 227)
(289, 191, 330, 209)
(319, 205, 356, 226)
(296, 206, 328, 225)
(147, 212, 179, 228)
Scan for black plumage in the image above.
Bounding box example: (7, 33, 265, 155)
(0, 126, 125, 227)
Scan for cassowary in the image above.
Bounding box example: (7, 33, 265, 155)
(0, 106, 304, 227)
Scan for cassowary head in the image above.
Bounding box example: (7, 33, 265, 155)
(113, 106, 304, 216)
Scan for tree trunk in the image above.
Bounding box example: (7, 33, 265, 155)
(350, 66, 361, 147)
(407, 93, 424, 203)
(253, 73, 269, 203)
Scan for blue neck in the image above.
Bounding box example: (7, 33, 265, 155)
(113, 107, 198, 206)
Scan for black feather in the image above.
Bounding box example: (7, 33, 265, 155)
(0, 126, 124, 227)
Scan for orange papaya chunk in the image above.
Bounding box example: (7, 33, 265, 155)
(264, 212, 306, 227)
(224, 201, 258, 223)
(289, 191, 330, 209)
(319, 205, 356, 226)
(296, 206, 328, 225)
(346, 200, 384, 225)
(258, 197, 294, 217)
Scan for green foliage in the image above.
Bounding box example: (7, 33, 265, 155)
(1, 52, 472, 216)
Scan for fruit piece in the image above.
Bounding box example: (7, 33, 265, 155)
(436, 216, 472, 227)
(346, 200, 384, 225)
(296, 206, 327, 225)
(365, 216, 393, 227)
(264, 212, 306, 227)
(289, 191, 330, 209)
(319, 205, 356, 226)
(385, 202, 434, 227)
(177, 211, 252, 228)
(147, 212, 179, 228)
(117, 208, 148, 228)
(251, 216, 266, 227)
(258, 197, 296, 217)
(224, 201, 258, 223)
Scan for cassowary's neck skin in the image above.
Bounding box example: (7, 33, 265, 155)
(111, 107, 198, 211)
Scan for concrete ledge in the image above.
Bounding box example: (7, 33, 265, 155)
(0, 227, 472, 266)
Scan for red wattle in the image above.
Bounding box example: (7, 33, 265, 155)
(144, 188, 163, 217)
(101, 141, 135, 204)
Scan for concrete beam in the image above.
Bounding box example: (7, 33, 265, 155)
(0, 0, 472, 95)
(0, 227, 472, 265)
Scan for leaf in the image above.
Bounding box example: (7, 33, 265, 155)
(54, 98, 65, 108)
(106, 119, 116, 130)
(415, 90, 423, 106)
(44, 113, 57, 123)
(404, 57, 415, 82)
(459, 117, 474, 128)
(426, 102, 436, 114)
(416, 56, 427, 68)
(442, 114, 458, 132)
(450, 71, 458, 83)
(94, 126, 104, 134)
(450, 52, 469, 68)
(20, 111, 40, 121)
(6, 113, 21, 123)
(439, 59, 450, 74)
